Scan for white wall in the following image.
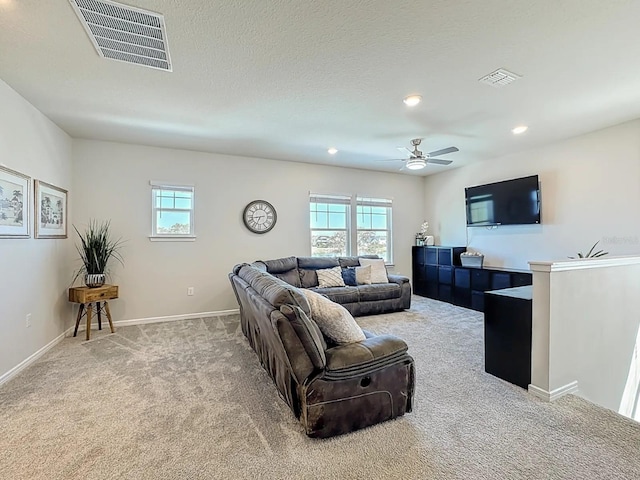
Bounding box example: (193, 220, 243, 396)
(530, 258, 640, 420)
(0, 79, 73, 381)
(424, 119, 640, 269)
(71, 139, 424, 321)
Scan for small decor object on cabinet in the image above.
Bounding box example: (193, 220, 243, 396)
(461, 251, 484, 268)
(243, 200, 277, 234)
(415, 220, 434, 246)
(35, 180, 68, 238)
(0, 165, 30, 238)
(73, 219, 124, 288)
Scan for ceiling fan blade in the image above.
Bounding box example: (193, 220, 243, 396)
(426, 157, 453, 165)
(377, 158, 407, 162)
(397, 146, 414, 156)
(427, 146, 459, 157)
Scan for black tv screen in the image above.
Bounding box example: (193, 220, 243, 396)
(465, 175, 540, 226)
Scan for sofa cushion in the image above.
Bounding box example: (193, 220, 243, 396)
(280, 304, 327, 369)
(357, 283, 401, 302)
(325, 334, 408, 372)
(298, 256, 340, 270)
(299, 269, 319, 288)
(237, 265, 310, 314)
(301, 289, 365, 345)
(310, 286, 359, 304)
(272, 269, 302, 288)
(358, 258, 389, 284)
(338, 255, 379, 268)
(355, 265, 372, 285)
(261, 256, 298, 273)
(317, 266, 346, 288)
(341, 267, 357, 286)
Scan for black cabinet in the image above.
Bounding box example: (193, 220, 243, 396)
(412, 246, 532, 312)
(484, 286, 533, 389)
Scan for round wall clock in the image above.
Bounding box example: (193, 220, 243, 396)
(243, 200, 277, 234)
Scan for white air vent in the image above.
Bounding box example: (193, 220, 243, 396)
(69, 0, 172, 71)
(478, 68, 521, 87)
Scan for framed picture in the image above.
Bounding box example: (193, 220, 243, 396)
(0, 165, 31, 238)
(35, 180, 68, 239)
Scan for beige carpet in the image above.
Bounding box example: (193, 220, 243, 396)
(1, 296, 639, 480)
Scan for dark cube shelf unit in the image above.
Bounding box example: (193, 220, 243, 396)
(412, 246, 532, 312)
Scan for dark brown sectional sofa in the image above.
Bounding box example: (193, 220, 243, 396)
(252, 255, 412, 316)
(229, 256, 415, 438)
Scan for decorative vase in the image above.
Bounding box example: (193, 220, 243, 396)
(424, 235, 435, 246)
(85, 273, 106, 288)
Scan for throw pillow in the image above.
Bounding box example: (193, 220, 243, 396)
(355, 265, 372, 285)
(317, 266, 346, 288)
(358, 258, 388, 284)
(341, 267, 357, 286)
(301, 289, 366, 345)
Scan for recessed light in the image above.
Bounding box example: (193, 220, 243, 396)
(403, 95, 422, 107)
(512, 125, 528, 135)
(327, 147, 338, 155)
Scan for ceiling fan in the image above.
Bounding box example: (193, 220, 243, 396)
(383, 138, 459, 170)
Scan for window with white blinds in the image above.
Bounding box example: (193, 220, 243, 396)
(356, 197, 392, 263)
(309, 193, 351, 257)
(309, 193, 393, 262)
(150, 182, 195, 240)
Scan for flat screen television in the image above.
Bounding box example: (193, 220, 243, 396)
(465, 175, 540, 227)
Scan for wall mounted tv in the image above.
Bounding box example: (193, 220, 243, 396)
(465, 175, 540, 227)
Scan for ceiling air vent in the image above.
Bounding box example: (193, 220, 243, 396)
(69, 0, 172, 71)
(478, 68, 521, 87)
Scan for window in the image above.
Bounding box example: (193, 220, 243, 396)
(150, 182, 195, 240)
(356, 197, 392, 263)
(310, 194, 350, 257)
(309, 193, 393, 262)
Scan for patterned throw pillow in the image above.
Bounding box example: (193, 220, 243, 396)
(301, 289, 366, 344)
(358, 258, 388, 284)
(317, 266, 346, 288)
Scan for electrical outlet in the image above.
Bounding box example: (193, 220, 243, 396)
(26, 313, 32, 328)
(187, 287, 194, 296)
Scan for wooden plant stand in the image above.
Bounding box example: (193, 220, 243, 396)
(68, 285, 119, 341)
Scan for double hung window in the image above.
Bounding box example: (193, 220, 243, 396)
(150, 182, 195, 240)
(309, 193, 392, 262)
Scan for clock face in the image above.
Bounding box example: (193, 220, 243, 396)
(243, 200, 277, 234)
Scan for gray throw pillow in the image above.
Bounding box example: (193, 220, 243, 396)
(301, 289, 365, 345)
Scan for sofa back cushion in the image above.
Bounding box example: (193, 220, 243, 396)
(257, 256, 302, 287)
(237, 265, 310, 314)
(338, 255, 379, 268)
(280, 304, 327, 369)
(297, 257, 340, 288)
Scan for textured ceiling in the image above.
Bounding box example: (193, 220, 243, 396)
(1, 0, 640, 175)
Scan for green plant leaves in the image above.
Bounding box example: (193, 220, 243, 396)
(73, 219, 124, 282)
(569, 240, 609, 259)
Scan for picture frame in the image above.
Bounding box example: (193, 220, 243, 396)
(35, 180, 68, 239)
(0, 165, 31, 238)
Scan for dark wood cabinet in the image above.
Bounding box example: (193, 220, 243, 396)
(412, 246, 532, 312)
(484, 286, 533, 389)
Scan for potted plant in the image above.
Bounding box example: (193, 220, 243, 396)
(569, 240, 609, 259)
(73, 219, 124, 288)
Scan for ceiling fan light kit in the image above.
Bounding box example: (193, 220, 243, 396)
(403, 95, 422, 107)
(406, 158, 427, 170)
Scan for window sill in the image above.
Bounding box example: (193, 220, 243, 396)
(149, 236, 196, 242)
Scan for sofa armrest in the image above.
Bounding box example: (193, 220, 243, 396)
(324, 334, 408, 376)
(387, 274, 409, 285)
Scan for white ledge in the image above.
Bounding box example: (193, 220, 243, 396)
(529, 255, 640, 272)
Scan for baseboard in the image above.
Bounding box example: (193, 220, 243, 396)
(528, 381, 579, 402)
(71, 309, 240, 333)
(0, 330, 68, 387)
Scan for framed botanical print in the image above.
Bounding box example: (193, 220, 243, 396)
(0, 165, 31, 238)
(35, 180, 68, 239)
